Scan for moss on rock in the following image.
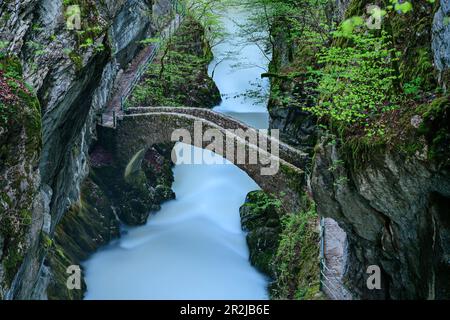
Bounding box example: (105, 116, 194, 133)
(271, 202, 322, 300)
(240, 191, 322, 300)
(46, 177, 120, 300)
(417, 95, 450, 166)
(0, 55, 42, 294)
(240, 191, 282, 277)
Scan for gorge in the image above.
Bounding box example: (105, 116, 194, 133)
(83, 5, 273, 299)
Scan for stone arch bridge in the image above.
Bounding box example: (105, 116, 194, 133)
(97, 107, 309, 211)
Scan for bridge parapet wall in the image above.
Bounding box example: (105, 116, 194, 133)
(126, 107, 310, 169)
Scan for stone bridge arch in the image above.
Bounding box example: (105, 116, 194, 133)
(98, 109, 308, 211)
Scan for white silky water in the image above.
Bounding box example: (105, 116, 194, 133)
(209, 6, 271, 129)
(83, 5, 271, 300)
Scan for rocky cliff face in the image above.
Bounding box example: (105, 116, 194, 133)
(1, 0, 173, 299)
(46, 143, 175, 300)
(312, 137, 450, 299)
(0, 56, 44, 300)
(433, 0, 450, 88)
(266, 0, 450, 300)
(308, 0, 450, 299)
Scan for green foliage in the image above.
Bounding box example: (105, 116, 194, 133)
(306, 31, 398, 135)
(185, 0, 228, 47)
(392, 0, 413, 14)
(130, 52, 204, 107)
(128, 17, 221, 108)
(242, 191, 282, 216)
(0, 56, 40, 131)
(62, 0, 107, 55)
(272, 201, 322, 300)
(1, 246, 24, 284)
(41, 232, 53, 249)
(340, 16, 365, 35)
(79, 37, 93, 49)
(403, 77, 423, 97)
(67, 50, 83, 71)
(139, 37, 160, 46)
(0, 41, 9, 51)
(341, 0, 416, 37)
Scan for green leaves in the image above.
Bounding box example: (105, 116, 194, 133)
(305, 31, 399, 135)
(444, 16, 450, 26)
(340, 0, 414, 36)
(403, 77, 423, 97)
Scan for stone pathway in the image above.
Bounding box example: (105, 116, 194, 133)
(101, 14, 183, 127)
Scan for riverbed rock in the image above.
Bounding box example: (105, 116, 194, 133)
(240, 191, 282, 278)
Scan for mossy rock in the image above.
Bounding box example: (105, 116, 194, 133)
(417, 95, 450, 166)
(46, 177, 120, 300)
(240, 191, 282, 278)
(0, 55, 42, 291)
(154, 185, 175, 204)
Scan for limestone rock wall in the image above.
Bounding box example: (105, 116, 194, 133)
(311, 138, 450, 299)
(0, 57, 44, 299)
(0, 0, 173, 299)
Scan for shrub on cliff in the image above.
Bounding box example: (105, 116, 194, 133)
(308, 30, 399, 137)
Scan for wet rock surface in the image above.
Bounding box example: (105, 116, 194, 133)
(0, 0, 174, 299)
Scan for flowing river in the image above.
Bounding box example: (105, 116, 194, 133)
(83, 5, 271, 300)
